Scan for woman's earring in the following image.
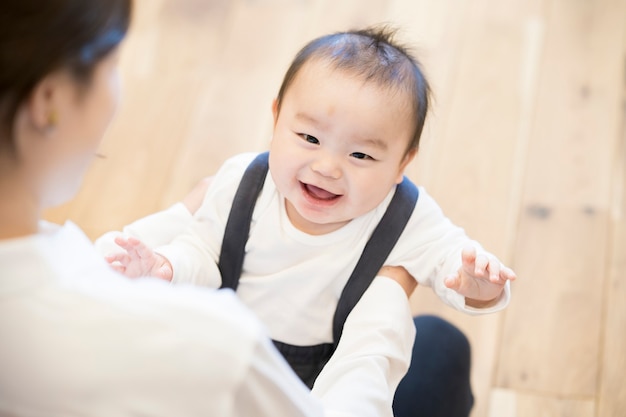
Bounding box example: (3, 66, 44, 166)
(45, 110, 58, 134)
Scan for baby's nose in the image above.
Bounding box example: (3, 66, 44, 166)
(310, 155, 342, 179)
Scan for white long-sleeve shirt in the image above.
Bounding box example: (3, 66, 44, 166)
(99, 152, 509, 342)
(1, 221, 413, 417)
(95, 152, 511, 415)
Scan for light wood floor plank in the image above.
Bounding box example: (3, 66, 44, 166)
(598, 47, 626, 416)
(409, 1, 546, 416)
(488, 388, 595, 417)
(496, 0, 626, 398)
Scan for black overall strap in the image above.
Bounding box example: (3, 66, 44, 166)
(218, 152, 269, 290)
(331, 177, 419, 346)
(218, 150, 419, 352)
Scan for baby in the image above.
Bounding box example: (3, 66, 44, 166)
(100, 26, 515, 400)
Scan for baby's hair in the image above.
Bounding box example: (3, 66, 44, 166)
(275, 26, 431, 153)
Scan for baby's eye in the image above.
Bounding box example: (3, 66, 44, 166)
(350, 152, 374, 160)
(299, 134, 319, 144)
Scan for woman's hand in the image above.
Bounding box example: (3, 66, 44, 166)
(181, 177, 214, 214)
(378, 265, 418, 298)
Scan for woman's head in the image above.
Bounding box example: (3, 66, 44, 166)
(274, 26, 431, 155)
(0, 0, 131, 210)
(0, 0, 132, 148)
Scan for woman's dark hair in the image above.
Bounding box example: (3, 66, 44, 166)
(0, 0, 132, 148)
(275, 26, 431, 155)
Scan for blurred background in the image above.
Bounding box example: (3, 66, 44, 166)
(45, 0, 625, 416)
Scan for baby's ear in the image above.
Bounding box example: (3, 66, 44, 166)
(396, 148, 417, 183)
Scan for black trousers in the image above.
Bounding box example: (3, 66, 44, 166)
(392, 315, 474, 417)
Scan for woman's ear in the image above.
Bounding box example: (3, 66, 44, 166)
(396, 148, 417, 184)
(26, 74, 61, 134)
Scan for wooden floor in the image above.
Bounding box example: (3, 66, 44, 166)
(45, 0, 626, 415)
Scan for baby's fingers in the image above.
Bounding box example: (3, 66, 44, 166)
(120, 236, 156, 260)
(485, 263, 517, 285)
(474, 253, 490, 276)
(105, 252, 130, 266)
(131, 238, 155, 259)
(501, 265, 517, 282)
(104, 253, 130, 275)
(461, 246, 480, 277)
(113, 235, 133, 249)
(113, 236, 151, 260)
(108, 263, 127, 274)
(461, 246, 477, 267)
(444, 272, 461, 291)
(486, 259, 501, 282)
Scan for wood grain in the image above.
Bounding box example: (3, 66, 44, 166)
(495, 0, 626, 400)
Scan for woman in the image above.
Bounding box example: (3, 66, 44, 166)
(0, 1, 427, 416)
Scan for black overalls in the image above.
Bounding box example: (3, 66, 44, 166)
(218, 152, 419, 388)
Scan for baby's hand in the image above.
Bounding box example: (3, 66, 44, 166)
(105, 236, 174, 281)
(444, 246, 516, 308)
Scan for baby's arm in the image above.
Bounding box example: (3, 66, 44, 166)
(98, 177, 215, 279)
(95, 176, 213, 256)
(392, 188, 516, 313)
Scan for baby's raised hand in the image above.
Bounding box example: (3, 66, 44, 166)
(105, 236, 174, 281)
(444, 246, 516, 307)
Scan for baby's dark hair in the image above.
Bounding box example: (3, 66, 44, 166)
(275, 26, 431, 153)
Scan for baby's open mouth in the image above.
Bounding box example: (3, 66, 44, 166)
(302, 183, 341, 201)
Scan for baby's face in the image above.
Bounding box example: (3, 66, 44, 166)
(269, 59, 416, 235)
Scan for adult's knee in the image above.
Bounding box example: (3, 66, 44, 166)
(393, 315, 474, 417)
(413, 315, 471, 367)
